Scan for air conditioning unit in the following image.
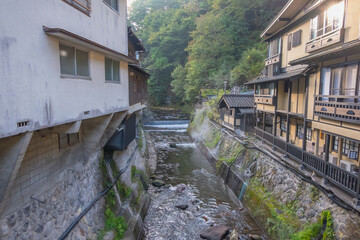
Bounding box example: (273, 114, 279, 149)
(340, 160, 357, 172)
(328, 155, 338, 165)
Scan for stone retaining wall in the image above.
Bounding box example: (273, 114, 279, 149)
(0, 150, 105, 240)
(189, 109, 360, 239)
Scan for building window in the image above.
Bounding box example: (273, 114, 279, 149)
(332, 136, 339, 152)
(280, 116, 287, 133)
(320, 64, 359, 99)
(296, 124, 304, 139)
(306, 127, 312, 141)
(63, 0, 91, 15)
(310, 1, 344, 40)
(105, 57, 120, 82)
(104, 0, 118, 12)
(292, 30, 302, 47)
(59, 44, 90, 78)
(267, 37, 281, 58)
(342, 140, 359, 160)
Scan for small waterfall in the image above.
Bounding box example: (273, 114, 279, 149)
(143, 120, 189, 132)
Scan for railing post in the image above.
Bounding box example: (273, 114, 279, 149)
(324, 134, 330, 176)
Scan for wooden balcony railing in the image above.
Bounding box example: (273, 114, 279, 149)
(254, 127, 360, 198)
(305, 28, 343, 53)
(254, 95, 276, 105)
(314, 95, 360, 123)
(265, 54, 280, 66)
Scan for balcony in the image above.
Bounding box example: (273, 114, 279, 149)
(305, 28, 344, 53)
(254, 127, 360, 199)
(254, 95, 276, 105)
(265, 54, 280, 66)
(314, 95, 360, 123)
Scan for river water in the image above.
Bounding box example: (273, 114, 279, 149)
(142, 120, 266, 240)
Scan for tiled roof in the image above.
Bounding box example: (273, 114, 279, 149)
(219, 94, 254, 108)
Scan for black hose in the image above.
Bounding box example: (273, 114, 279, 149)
(58, 145, 138, 240)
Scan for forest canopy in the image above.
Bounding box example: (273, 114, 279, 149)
(129, 0, 287, 105)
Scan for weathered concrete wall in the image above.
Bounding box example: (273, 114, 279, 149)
(189, 108, 360, 239)
(0, 149, 105, 240)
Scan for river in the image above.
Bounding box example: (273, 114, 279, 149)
(142, 120, 266, 240)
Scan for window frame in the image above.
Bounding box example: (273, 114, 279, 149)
(103, 0, 119, 13)
(63, 0, 91, 16)
(59, 43, 91, 80)
(280, 116, 287, 133)
(306, 126, 312, 141)
(320, 62, 360, 99)
(296, 124, 304, 139)
(309, 1, 344, 40)
(332, 136, 339, 152)
(105, 57, 121, 83)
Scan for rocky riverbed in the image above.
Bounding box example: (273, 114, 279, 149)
(142, 121, 266, 240)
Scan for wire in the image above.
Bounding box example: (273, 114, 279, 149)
(58, 145, 139, 240)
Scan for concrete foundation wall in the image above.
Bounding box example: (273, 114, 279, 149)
(0, 149, 105, 240)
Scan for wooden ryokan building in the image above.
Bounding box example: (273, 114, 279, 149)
(247, 0, 360, 201)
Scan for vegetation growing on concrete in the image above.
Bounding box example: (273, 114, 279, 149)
(98, 153, 128, 240)
(204, 129, 222, 149)
(244, 178, 334, 240)
(97, 209, 128, 240)
(218, 140, 244, 165)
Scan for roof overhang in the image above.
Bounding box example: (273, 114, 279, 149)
(290, 40, 360, 65)
(261, 0, 331, 41)
(261, 0, 310, 39)
(246, 65, 311, 85)
(43, 26, 136, 63)
(128, 27, 145, 52)
(218, 96, 230, 109)
(129, 64, 150, 77)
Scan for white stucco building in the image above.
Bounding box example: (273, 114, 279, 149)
(0, 1, 139, 236)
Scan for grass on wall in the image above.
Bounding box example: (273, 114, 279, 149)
(244, 178, 334, 240)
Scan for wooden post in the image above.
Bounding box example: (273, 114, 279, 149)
(286, 80, 292, 144)
(302, 77, 309, 153)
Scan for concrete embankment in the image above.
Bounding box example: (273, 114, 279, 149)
(189, 107, 360, 239)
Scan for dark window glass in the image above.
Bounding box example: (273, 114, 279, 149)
(76, 49, 89, 77)
(105, 57, 120, 82)
(306, 127, 312, 141)
(296, 124, 304, 138)
(332, 136, 339, 152)
(113, 60, 120, 82)
(60, 45, 75, 75)
(105, 58, 112, 80)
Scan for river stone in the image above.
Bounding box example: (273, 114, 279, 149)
(200, 225, 229, 240)
(175, 204, 189, 210)
(249, 234, 262, 240)
(229, 229, 239, 240)
(152, 179, 165, 187)
(176, 184, 186, 193)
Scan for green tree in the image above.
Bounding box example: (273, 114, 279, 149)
(230, 44, 266, 86)
(170, 65, 187, 102)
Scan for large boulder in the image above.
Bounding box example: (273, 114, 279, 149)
(200, 225, 229, 240)
(175, 204, 189, 210)
(152, 179, 165, 187)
